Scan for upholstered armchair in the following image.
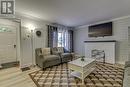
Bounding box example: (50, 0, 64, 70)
(35, 48, 61, 69)
(52, 47, 72, 63)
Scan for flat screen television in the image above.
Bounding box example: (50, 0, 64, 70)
(88, 22, 112, 37)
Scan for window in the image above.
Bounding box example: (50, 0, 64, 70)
(47, 25, 73, 52)
(58, 32, 62, 47)
(58, 31, 70, 52)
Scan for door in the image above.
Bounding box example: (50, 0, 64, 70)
(0, 25, 17, 64)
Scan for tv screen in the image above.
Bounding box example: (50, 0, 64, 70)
(88, 22, 112, 37)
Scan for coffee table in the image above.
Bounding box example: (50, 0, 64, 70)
(68, 58, 96, 84)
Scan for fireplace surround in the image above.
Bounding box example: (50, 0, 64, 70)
(84, 40, 116, 64)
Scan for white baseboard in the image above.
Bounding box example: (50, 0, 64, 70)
(20, 63, 32, 69)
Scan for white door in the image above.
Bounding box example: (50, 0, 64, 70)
(0, 25, 17, 64)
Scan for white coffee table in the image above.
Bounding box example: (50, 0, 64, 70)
(68, 58, 96, 84)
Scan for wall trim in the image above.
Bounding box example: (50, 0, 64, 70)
(76, 15, 130, 29)
(84, 40, 116, 43)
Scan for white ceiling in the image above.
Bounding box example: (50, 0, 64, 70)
(16, 0, 130, 27)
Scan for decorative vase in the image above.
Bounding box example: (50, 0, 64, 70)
(81, 56, 85, 61)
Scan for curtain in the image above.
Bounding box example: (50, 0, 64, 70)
(47, 25, 58, 48)
(47, 24, 73, 52)
(68, 30, 73, 52)
(58, 26, 73, 52)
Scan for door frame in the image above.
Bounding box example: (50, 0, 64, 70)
(0, 18, 21, 67)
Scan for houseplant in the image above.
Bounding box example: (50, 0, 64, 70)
(80, 56, 85, 61)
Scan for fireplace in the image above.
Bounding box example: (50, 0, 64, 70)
(84, 40, 116, 64)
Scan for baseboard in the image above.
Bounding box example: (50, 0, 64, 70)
(21, 67, 30, 72)
(20, 63, 32, 69)
(1, 61, 19, 69)
(20, 63, 35, 69)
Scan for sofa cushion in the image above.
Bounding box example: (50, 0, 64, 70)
(51, 47, 58, 54)
(62, 53, 71, 57)
(44, 55, 59, 62)
(42, 48, 51, 56)
(57, 47, 64, 53)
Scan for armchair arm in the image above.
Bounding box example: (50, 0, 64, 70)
(125, 61, 130, 68)
(38, 53, 43, 58)
(35, 52, 45, 68)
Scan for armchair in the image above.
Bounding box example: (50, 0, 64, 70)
(35, 48, 61, 69)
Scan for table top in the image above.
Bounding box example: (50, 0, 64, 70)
(68, 58, 95, 67)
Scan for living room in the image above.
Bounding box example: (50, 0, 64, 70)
(0, 0, 130, 87)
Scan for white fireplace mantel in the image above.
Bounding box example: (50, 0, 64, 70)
(84, 40, 116, 64)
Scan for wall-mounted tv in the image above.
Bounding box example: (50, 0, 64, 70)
(88, 22, 112, 37)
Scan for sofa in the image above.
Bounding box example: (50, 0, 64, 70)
(123, 61, 130, 87)
(52, 47, 72, 63)
(35, 48, 61, 69)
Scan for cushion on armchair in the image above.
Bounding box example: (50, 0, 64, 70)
(51, 47, 58, 54)
(57, 47, 64, 53)
(52, 47, 64, 55)
(42, 48, 51, 56)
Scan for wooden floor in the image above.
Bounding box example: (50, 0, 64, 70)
(0, 67, 40, 87)
(0, 64, 124, 87)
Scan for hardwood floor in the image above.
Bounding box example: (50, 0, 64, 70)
(0, 67, 40, 87)
(0, 64, 124, 87)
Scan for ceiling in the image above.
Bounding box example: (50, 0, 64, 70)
(16, 0, 130, 27)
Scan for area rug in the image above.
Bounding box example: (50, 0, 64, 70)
(29, 63, 124, 87)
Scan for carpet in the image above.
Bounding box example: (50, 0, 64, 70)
(29, 62, 124, 87)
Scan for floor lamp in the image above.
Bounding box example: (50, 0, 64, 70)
(31, 30, 34, 66)
(27, 24, 35, 67)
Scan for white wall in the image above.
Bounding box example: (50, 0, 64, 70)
(74, 17, 130, 64)
(16, 15, 50, 68)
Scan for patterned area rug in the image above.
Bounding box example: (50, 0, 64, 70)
(29, 63, 124, 87)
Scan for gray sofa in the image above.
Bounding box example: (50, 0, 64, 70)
(35, 48, 61, 69)
(52, 47, 72, 63)
(123, 61, 130, 87)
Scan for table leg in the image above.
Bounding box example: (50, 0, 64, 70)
(82, 73, 84, 85)
(69, 69, 71, 77)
